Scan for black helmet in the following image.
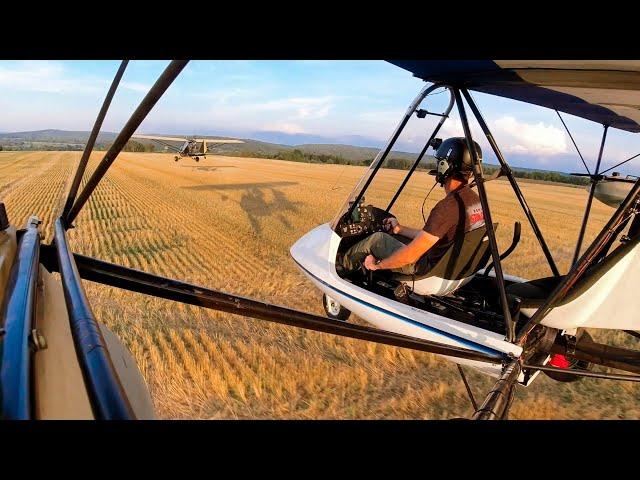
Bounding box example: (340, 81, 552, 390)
(430, 137, 482, 185)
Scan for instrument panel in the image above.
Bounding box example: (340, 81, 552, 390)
(337, 203, 394, 238)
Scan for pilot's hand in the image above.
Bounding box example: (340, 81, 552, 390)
(383, 217, 401, 234)
(364, 254, 380, 271)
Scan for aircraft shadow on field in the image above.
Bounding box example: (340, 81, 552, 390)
(182, 181, 301, 234)
(181, 165, 237, 172)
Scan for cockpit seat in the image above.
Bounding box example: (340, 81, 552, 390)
(393, 225, 494, 296)
(505, 233, 640, 330)
(505, 276, 564, 309)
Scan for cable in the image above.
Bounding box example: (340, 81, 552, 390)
(600, 151, 640, 175)
(330, 163, 350, 191)
(146, 137, 183, 153)
(425, 87, 448, 98)
(421, 180, 438, 224)
(556, 110, 591, 176)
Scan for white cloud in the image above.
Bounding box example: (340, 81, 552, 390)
(121, 81, 151, 93)
(261, 122, 307, 134)
(165, 94, 341, 134)
(251, 96, 336, 120)
(190, 87, 263, 105)
(0, 61, 104, 94)
(492, 115, 568, 156)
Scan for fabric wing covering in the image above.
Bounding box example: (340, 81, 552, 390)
(389, 60, 640, 133)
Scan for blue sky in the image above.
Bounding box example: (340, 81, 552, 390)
(1, 60, 639, 174)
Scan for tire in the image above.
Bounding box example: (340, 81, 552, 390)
(543, 331, 593, 383)
(195, 156, 200, 161)
(174, 156, 179, 162)
(323, 294, 351, 321)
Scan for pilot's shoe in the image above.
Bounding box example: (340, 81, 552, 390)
(393, 283, 411, 304)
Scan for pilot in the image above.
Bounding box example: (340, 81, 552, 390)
(341, 137, 486, 276)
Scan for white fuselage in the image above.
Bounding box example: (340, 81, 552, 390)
(290, 223, 523, 378)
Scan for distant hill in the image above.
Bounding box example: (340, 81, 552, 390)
(0, 129, 116, 144)
(0, 129, 419, 163)
(0, 129, 588, 186)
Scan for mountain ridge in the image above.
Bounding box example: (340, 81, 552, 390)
(0, 129, 419, 162)
(0, 129, 583, 181)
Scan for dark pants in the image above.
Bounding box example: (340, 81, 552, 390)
(342, 232, 416, 275)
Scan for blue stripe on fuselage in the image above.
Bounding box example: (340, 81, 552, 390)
(293, 259, 504, 358)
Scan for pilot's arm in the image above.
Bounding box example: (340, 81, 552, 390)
(364, 230, 439, 271)
(382, 217, 425, 239)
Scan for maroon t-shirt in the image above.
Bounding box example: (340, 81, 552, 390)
(416, 186, 485, 273)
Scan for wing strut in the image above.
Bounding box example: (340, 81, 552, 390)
(457, 365, 478, 412)
(454, 88, 515, 342)
(473, 359, 520, 420)
(38, 245, 504, 365)
(61, 60, 128, 227)
(572, 125, 608, 266)
(53, 219, 135, 419)
(463, 90, 560, 277)
(516, 176, 640, 345)
(65, 60, 189, 227)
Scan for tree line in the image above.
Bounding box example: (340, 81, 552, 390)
(226, 149, 590, 186)
(0, 141, 589, 186)
(0, 139, 157, 153)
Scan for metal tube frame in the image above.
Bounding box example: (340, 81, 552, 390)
(549, 333, 640, 374)
(453, 88, 515, 342)
(0, 217, 41, 419)
(61, 60, 128, 228)
(463, 90, 560, 277)
(472, 359, 520, 420)
(457, 364, 478, 411)
(54, 218, 135, 419)
(34, 60, 640, 420)
(37, 244, 503, 365)
(516, 176, 640, 345)
(66, 60, 189, 227)
(343, 83, 443, 223)
(386, 87, 455, 212)
(572, 125, 609, 266)
(522, 364, 640, 383)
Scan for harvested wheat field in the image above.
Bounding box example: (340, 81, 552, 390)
(1, 150, 639, 419)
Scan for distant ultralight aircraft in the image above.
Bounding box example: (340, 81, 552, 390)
(131, 134, 244, 161)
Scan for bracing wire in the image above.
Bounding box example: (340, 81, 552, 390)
(330, 163, 350, 191)
(600, 152, 640, 175)
(425, 87, 448, 98)
(147, 137, 183, 154)
(555, 110, 591, 176)
(421, 180, 439, 223)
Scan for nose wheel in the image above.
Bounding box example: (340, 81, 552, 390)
(322, 294, 351, 321)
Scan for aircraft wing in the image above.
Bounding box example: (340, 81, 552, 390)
(131, 134, 188, 142)
(195, 139, 244, 144)
(389, 60, 640, 133)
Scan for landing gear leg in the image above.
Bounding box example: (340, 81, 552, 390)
(457, 364, 478, 412)
(322, 294, 351, 321)
(473, 359, 520, 420)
